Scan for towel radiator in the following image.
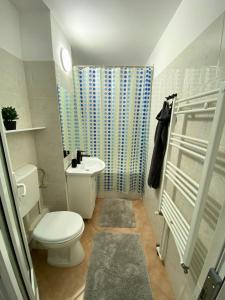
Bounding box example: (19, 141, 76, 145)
(156, 81, 225, 273)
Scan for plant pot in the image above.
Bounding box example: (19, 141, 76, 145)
(4, 120, 17, 130)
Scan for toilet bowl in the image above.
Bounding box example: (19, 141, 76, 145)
(15, 164, 85, 267)
(33, 211, 85, 267)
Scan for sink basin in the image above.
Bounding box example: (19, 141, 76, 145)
(66, 157, 105, 176)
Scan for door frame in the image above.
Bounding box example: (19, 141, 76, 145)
(194, 197, 225, 299)
(0, 115, 38, 299)
(0, 230, 25, 300)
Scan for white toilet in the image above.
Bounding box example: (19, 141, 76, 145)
(15, 164, 85, 267)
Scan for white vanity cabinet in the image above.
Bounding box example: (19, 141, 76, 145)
(66, 172, 97, 219)
(66, 157, 105, 219)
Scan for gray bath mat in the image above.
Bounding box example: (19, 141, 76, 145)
(99, 198, 136, 228)
(84, 232, 152, 300)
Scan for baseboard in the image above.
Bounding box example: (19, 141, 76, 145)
(97, 191, 142, 200)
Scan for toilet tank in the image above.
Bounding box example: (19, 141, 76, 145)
(15, 164, 40, 218)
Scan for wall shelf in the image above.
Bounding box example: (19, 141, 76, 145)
(5, 127, 46, 134)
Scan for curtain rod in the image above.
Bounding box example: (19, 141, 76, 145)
(76, 65, 153, 69)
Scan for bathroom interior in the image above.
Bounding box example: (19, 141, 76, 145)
(0, 0, 225, 299)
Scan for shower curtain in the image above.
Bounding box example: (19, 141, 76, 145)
(58, 66, 152, 195)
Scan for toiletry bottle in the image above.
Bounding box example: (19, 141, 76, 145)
(72, 158, 77, 168)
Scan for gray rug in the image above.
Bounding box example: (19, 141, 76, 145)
(84, 232, 152, 300)
(99, 198, 136, 228)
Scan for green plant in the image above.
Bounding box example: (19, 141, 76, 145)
(1, 106, 19, 122)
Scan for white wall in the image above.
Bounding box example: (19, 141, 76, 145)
(0, 0, 22, 58)
(20, 10, 53, 61)
(0, 0, 53, 61)
(147, 0, 225, 77)
(50, 14, 72, 78)
(144, 5, 225, 298)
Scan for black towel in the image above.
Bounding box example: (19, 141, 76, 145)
(148, 101, 172, 189)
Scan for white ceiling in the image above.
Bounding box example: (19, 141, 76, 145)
(43, 0, 182, 65)
(12, 0, 182, 65)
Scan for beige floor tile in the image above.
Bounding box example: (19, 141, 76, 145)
(32, 198, 175, 300)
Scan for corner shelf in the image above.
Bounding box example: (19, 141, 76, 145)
(5, 127, 46, 134)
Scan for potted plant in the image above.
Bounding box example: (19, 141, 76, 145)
(1, 106, 19, 130)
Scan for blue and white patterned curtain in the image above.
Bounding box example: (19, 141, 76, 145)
(59, 66, 152, 195)
(57, 86, 74, 151)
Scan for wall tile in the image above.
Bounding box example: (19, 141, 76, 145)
(7, 132, 38, 169)
(24, 61, 67, 212)
(0, 48, 32, 128)
(144, 13, 225, 299)
(0, 48, 40, 230)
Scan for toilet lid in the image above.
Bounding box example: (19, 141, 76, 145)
(33, 211, 84, 243)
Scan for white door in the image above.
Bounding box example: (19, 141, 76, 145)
(194, 196, 225, 299)
(0, 116, 39, 299)
(0, 226, 26, 299)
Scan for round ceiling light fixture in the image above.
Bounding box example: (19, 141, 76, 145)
(60, 47, 72, 72)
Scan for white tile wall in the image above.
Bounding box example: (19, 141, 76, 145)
(0, 49, 68, 222)
(24, 61, 67, 211)
(144, 13, 225, 299)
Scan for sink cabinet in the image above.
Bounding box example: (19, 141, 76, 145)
(66, 175, 97, 219)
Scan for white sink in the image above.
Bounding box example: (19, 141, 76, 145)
(66, 157, 105, 176)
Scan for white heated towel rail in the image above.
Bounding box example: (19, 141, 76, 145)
(156, 81, 225, 273)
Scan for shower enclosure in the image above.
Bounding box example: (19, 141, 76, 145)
(58, 66, 153, 197)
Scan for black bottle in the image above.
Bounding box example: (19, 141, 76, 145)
(72, 158, 77, 168)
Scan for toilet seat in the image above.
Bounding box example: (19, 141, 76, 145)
(33, 211, 84, 244)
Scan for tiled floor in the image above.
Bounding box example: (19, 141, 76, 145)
(32, 199, 175, 300)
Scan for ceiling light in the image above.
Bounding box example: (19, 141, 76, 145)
(60, 47, 72, 72)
